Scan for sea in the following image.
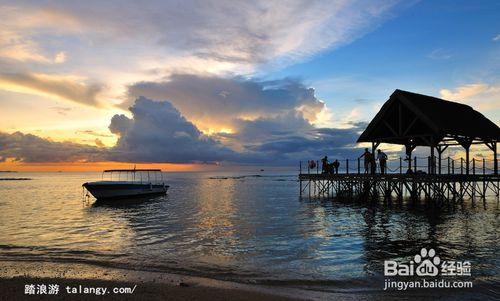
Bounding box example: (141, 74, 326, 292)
(0, 171, 499, 295)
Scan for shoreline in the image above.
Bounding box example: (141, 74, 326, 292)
(1, 260, 496, 300)
(0, 260, 332, 300)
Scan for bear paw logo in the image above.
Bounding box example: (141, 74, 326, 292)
(415, 248, 440, 277)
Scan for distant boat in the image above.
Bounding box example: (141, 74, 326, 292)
(83, 169, 168, 200)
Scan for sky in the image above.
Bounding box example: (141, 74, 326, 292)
(0, 0, 499, 171)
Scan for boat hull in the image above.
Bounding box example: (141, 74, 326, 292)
(83, 181, 168, 200)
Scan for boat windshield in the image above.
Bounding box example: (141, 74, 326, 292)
(101, 169, 164, 184)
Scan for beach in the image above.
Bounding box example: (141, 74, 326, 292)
(0, 260, 347, 301)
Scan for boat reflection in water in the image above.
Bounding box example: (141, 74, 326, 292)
(83, 169, 169, 201)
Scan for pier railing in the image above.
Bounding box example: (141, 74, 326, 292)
(299, 156, 498, 175)
(299, 156, 499, 201)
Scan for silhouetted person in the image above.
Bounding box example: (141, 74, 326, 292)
(377, 149, 388, 174)
(359, 148, 372, 174)
(332, 159, 340, 174)
(308, 160, 316, 171)
(321, 156, 328, 173)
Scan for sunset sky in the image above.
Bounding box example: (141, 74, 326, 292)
(0, 0, 499, 171)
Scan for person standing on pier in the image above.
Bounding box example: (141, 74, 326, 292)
(359, 148, 372, 174)
(321, 156, 328, 173)
(377, 149, 388, 174)
(332, 159, 340, 174)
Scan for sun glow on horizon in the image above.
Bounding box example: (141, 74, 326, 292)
(0, 161, 215, 172)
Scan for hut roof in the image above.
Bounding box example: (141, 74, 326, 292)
(357, 89, 500, 146)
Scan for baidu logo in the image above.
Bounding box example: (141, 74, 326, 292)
(384, 248, 470, 277)
(414, 248, 440, 276)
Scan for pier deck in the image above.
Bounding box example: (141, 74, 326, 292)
(299, 172, 499, 202)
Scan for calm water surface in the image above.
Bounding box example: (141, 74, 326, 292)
(0, 172, 498, 288)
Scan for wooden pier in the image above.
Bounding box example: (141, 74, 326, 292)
(299, 169, 499, 202)
(299, 89, 499, 202)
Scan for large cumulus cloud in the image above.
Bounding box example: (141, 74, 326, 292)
(108, 95, 363, 165)
(108, 97, 238, 163)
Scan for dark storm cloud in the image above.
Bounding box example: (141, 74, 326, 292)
(0, 131, 105, 163)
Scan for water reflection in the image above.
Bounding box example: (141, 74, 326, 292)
(0, 172, 498, 285)
(303, 197, 500, 280)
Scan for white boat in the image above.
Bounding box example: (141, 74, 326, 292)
(83, 169, 168, 200)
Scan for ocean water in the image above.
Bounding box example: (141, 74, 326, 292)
(0, 171, 499, 290)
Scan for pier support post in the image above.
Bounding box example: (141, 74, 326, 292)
(495, 142, 498, 175)
(466, 148, 470, 175)
(430, 145, 435, 174)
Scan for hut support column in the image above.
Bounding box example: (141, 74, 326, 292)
(405, 143, 416, 172)
(457, 138, 473, 175)
(436, 145, 448, 175)
(486, 142, 497, 175)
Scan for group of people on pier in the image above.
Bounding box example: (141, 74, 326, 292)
(359, 148, 388, 174)
(315, 148, 388, 175)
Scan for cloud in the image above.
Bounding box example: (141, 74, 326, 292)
(35, 1, 402, 67)
(427, 48, 452, 60)
(109, 97, 238, 163)
(493, 34, 500, 42)
(94, 138, 105, 148)
(439, 83, 500, 111)
(0, 1, 408, 105)
(109, 96, 363, 164)
(50, 106, 72, 115)
(0, 29, 52, 63)
(0, 131, 105, 163)
(128, 74, 325, 132)
(0, 72, 103, 106)
(0, 0, 411, 120)
(54, 51, 67, 64)
(76, 130, 113, 138)
(0, 95, 364, 165)
(230, 112, 364, 160)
